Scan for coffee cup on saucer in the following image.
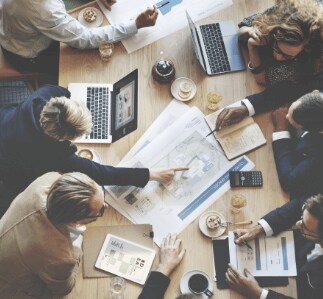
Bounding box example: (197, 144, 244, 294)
(180, 270, 214, 298)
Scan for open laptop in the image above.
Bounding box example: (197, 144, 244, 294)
(185, 11, 245, 75)
(68, 69, 138, 144)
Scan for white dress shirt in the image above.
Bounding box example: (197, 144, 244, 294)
(0, 0, 138, 58)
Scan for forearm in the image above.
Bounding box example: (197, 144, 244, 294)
(248, 42, 266, 85)
(36, 12, 137, 49)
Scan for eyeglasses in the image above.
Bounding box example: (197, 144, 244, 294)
(298, 205, 321, 240)
(84, 205, 105, 219)
(272, 41, 298, 61)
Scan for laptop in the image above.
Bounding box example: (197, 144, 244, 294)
(185, 11, 245, 75)
(68, 69, 138, 144)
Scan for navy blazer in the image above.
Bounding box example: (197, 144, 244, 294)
(0, 85, 149, 195)
(273, 132, 323, 198)
(262, 197, 323, 299)
(138, 271, 170, 299)
(246, 71, 323, 115)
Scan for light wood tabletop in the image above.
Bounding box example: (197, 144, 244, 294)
(57, 0, 297, 298)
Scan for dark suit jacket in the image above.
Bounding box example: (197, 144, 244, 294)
(0, 85, 149, 196)
(262, 197, 323, 299)
(138, 271, 170, 299)
(273, 132, 323, 198)
(246, 71, 323, 115)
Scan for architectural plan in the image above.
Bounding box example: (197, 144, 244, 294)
(97, 0, 232, 52)
(105, 106, 254, 245)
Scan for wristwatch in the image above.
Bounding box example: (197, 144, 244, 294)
(247, 61, 265, 74)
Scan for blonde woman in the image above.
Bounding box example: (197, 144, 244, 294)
(239, 0, 322, 86)
(0, 85, 178, 209)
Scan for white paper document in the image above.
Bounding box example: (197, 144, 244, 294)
(228, 231, 297, 276)
(95, 234, 156, 284)
(97, 0, 233, 53)
(105, 105, 254, 245)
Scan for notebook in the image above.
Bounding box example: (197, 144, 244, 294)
(185, 11, 245, 75)
(68, 69, 138, 143)
(205, 111, 266, 160)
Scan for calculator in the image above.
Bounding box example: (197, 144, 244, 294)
(229, 171, 263, 187)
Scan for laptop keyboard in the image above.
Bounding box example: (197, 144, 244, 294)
(200, 23, 231, 74)
(86, 87, 110, 140)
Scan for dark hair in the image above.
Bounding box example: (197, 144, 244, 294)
(304, 194, 323, 239)
(175, 295, 196, 299)
(47, 172, 98, 223)
(292, 92, 323, 131)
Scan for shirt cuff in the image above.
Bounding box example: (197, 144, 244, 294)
(260, 289, 269, 299)
(258, 219, 274, 236)
(272, 131, 291, 141)
(124, 20, 138, 35)
(241, 99, 255, 116)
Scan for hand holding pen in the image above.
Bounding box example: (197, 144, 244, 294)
(234, 232, 252, 250)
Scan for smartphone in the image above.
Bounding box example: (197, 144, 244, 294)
(229, 171, 263, 187)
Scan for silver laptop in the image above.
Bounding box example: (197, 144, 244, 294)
(68, 69, 138, 144)
(186, 11, 245, 75)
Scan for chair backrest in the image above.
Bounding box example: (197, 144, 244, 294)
(0, 47, 42, 81)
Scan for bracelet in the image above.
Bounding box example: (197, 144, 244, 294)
(247, 61, 265, 74)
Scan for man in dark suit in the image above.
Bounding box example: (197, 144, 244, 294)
(270, 91, 323, 197)
(0, 85, 179, 215)
(226, 194, 323, 299)
(214, 71, 323, 130)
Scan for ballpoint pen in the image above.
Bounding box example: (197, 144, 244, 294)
(156, 1, 170, 9)
(205, 127, 217, 138)
(234, 232, 253, 250)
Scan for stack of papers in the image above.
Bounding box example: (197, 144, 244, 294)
(105, 100, 254, 245)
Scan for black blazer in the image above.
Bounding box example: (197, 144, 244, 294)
(246, 71, 323, 115)
(0, 85, 149, 195)
(262, 197, 323, 299)
(273, 133, 323, 198)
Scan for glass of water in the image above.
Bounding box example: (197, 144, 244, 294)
(110, 276, 126, 299)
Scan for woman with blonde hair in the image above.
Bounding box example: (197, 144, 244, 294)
(0, 85, 178, 213)
(239, 0, 322, 86)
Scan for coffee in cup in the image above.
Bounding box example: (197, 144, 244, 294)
(188, 273, 213, 297)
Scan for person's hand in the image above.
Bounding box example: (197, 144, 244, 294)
(225, 264, 263, 299)
(234, 225, 265, 245)
(149, 168, 189, 183)
(155, 233, 186, 276)
(215, 106, 249, 131)
(135, 6, 158, 29)
(272, 106, 289, 132)
(247, 27, 267, 47)
(100, 0, 117, 11)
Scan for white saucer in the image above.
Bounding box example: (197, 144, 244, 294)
(171, 77, 197, 102)
(78, 7, 103, 28)
(199, 211, 226, 238)
(180, 269, 214, 298)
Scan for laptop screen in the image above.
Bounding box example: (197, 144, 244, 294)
(185, 11, 207, 71)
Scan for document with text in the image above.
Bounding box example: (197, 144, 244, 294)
(228, 231, 297, 276)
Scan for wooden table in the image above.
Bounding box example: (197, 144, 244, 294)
(57, 1, 297, 298)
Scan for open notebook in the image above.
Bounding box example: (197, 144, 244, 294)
(205, 112, 266, 160)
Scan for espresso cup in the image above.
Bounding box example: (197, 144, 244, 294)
(188, 272, 214, 297)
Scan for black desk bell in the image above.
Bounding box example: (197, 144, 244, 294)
(152, 51, 175, 83)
